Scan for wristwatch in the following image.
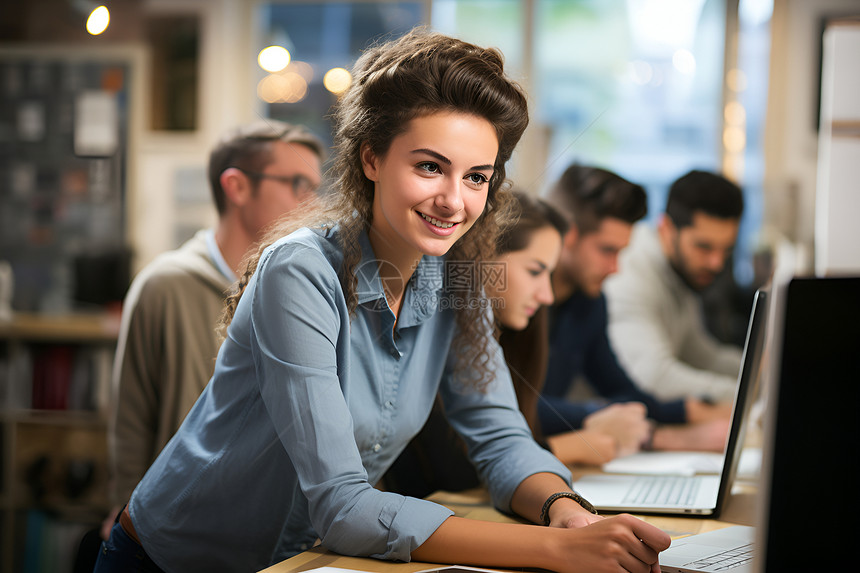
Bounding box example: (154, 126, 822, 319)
(539, 491, 598, 526)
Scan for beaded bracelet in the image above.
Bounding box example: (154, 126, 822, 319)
(539, 491, 598, 526)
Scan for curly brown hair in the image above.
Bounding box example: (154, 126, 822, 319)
(222, 28, 528, 389)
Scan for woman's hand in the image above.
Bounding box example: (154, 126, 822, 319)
(413, 512, 670, 573)
(548, 505, 604, 529)
(545, 514, 671, 573)
(545, 495, 604, 529)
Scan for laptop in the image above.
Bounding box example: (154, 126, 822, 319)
(573, 289, 768, 517)
(659, 525, 756, 573)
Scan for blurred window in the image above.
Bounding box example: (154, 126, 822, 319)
(431, 0, 524, 75)
(258, 0, 770, 285)
(258, 2, 423, 150)
(532, 0, 727, 215)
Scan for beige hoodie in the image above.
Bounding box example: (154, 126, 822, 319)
(108, 230, 234, 505)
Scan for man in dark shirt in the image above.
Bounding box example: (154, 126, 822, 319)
(540, 165, 730, 451)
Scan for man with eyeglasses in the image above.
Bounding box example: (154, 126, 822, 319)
(104, 121, 324, 538)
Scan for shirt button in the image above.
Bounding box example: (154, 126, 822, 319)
(372, 443, 381, 452)
(385, 400, 394, 408)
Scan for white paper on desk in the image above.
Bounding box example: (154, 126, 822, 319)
(736, 447, 762, 481)
(415, 567, 507, 573)
(601, 451, 724, 476)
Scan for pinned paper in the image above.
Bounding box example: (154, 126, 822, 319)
(74, 90, 119, 157)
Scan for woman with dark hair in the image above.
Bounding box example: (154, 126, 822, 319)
(488, 192, 631, 465)
(95, 29, 668, 573)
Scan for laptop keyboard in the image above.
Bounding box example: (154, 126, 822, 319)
(685, 542, 754, 571)
(622, 476, 702, 506)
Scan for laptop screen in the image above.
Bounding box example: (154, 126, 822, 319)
(712, 289, 768, 518)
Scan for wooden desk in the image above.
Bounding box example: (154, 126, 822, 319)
(260, 480, 757, 573)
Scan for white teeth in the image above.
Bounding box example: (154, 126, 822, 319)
(420, 212, 455, 229)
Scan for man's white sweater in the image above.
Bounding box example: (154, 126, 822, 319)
(604, 224, 741, 402)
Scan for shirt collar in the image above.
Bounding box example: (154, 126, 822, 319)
(354, 230, 386, 306)
(401, 255, 445, 328)
(353, 230, 444, 327)
(204, 228, 238, 282)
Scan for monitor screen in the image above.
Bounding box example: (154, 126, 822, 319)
(759, 276, 860, 571)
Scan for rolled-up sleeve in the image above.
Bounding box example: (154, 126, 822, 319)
(250, 242, 452, 560)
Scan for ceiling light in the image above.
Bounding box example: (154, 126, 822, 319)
(86, 5, 110, 35)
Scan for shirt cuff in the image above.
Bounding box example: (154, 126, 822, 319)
(649, 399, 687, 424)
(376, 496, 454, 562)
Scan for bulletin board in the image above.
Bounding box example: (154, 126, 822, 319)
(0, 51, 131, 312)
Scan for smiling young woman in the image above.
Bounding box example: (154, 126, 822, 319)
(359, 111, 499, 318)
(94, 28, 669, 573)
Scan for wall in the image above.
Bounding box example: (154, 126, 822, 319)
(763, 0, 860, 272)
(130, 0, 259, 272)
(815, 19, 860, 275)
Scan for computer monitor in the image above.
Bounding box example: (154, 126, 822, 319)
(756, 276, 860, 571)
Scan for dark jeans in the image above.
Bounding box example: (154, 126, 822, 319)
(93, 520, 166, 573)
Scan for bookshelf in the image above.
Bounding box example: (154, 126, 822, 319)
(0, 45, 134, 570)
(0, 312, 119, 573)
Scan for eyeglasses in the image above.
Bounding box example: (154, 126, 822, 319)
(237, 168, 320, 198)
